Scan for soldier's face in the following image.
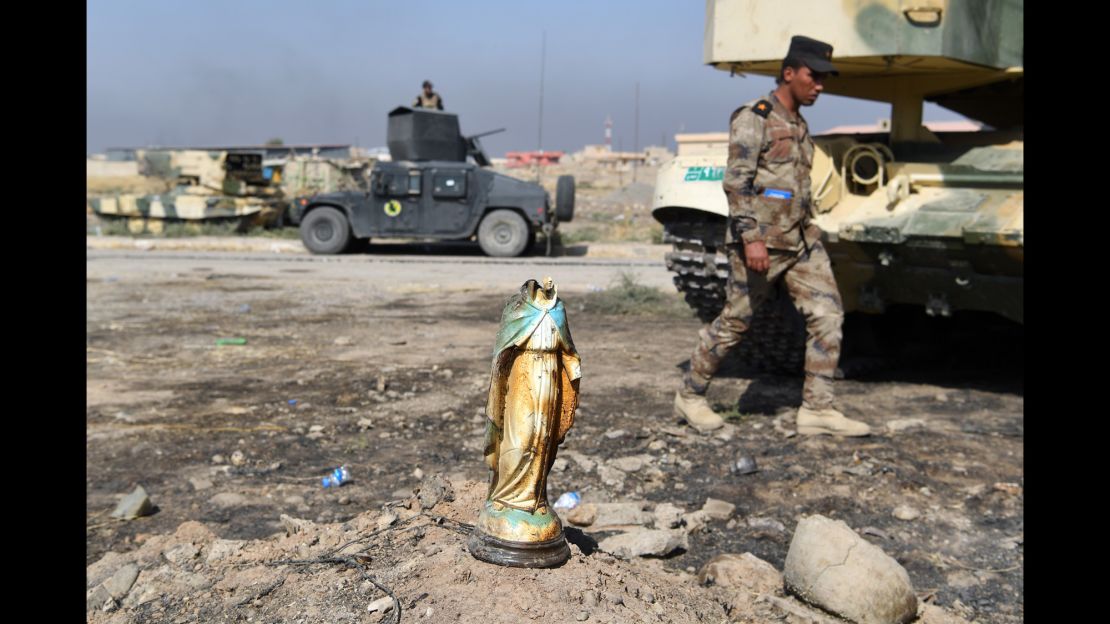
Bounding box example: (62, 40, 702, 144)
(423, 85, 433, 95)
(786, 66, 826, 106)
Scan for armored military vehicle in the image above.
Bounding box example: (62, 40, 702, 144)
(288, 107, 575, 256)
(652, 0, 1023, 371)
(89, 149, 288, 234)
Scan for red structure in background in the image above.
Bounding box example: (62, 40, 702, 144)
(505, 151, 564, 168)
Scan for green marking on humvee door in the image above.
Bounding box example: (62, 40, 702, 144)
(684, 167, 724, 182)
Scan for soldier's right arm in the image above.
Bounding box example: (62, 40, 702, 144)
(413, 96, 421, 107)
(722, 106, 765, 244)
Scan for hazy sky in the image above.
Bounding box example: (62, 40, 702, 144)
(87, 0, 966, 156)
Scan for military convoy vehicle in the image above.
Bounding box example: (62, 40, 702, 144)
(288, 106, 572, 255)
(89, 149, 288, 234)
(288, 107, 575, 257)
(652, 0, 1023, 371)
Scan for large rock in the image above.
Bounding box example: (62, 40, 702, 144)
(206, 539, 245, 564)
(698, 553, 782, 596)
(208, 492, 248, 508)
(598, 529, 688, 559)
(111, 486, 154, 519)
(567, 503, 598, 526)
(592, 502, 653, 527)
(415, 473, 455, 510)
(367, 596, 394, 614)
(86, 562, 140, 611)
(86, 584, 113, 611)
(784, 515, 917, 624)
(681, 510, 708, 534)
(562, 450, 596, 473)
(279, 514, 316, 535)
(610, 455, 649, 473)
(653, 503, 685, 529)
(102, 563, 140, 599)
(700, 498, 736, 521)
(163, 543, 200, 567)
(87, 551, 129, 588)
(597, 465, 627, 487)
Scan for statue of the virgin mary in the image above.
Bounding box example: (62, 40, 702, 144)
(469, 276, 581, 567)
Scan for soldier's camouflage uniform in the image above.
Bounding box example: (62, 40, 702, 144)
(683, 91, 844, 409)
(414, 92, 444, 110)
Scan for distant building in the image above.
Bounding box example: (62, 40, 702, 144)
(569, 144, 673, 169)
(577, 145, 612, 160)
(505, 151, 565, 167)
(642, 146, 673, 166)
(675, 133, 728, 157)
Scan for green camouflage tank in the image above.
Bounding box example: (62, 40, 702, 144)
(89, 149, 287, 233)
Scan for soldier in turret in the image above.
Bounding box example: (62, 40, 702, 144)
(674, 35, 871, 437)
(414, 80, 444, 110)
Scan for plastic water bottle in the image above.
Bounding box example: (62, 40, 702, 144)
(321, 466, 351, 488)
(553, 491, 581, 510)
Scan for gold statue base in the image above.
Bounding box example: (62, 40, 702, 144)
(468, 531, 570, 568)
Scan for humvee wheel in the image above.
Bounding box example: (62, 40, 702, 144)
(300, 206, 352, 255)
(478, 209, 530, 257)
(555, 175, 575, 222)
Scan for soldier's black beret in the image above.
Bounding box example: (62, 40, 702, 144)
(786, 35, 839, 75)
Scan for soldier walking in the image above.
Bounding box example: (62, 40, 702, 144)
(673, 35, 871, 437)
(413, 80, 444, 110)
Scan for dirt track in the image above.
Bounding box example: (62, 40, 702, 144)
(86, 246, 1023, 623)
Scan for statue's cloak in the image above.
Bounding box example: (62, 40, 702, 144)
(484, 280, 581, 476)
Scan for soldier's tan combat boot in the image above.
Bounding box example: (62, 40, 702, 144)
(674, 392, 725, 433)
(795, 406, 871, 437)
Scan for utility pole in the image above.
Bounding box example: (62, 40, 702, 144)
(536, 30, 546, 183)
(617, 137, 623, 187)
(633, 81, 639, 183)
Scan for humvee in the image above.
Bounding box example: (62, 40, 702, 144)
(289, 107, 575, 256)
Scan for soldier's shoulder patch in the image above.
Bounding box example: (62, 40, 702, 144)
(752, 100, 772, 118)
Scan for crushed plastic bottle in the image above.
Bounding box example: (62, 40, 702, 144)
(321, 466, 351, 488)
(553, 491, 581, 510)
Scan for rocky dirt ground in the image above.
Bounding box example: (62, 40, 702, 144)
(86, 255, 1023, 623)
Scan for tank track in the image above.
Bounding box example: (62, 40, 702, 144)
(663, 224, 806, 375)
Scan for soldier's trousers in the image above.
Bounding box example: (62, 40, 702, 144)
(682, 241, 844, 409)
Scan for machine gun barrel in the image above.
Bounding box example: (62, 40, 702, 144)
(467, 128, 506, 140)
